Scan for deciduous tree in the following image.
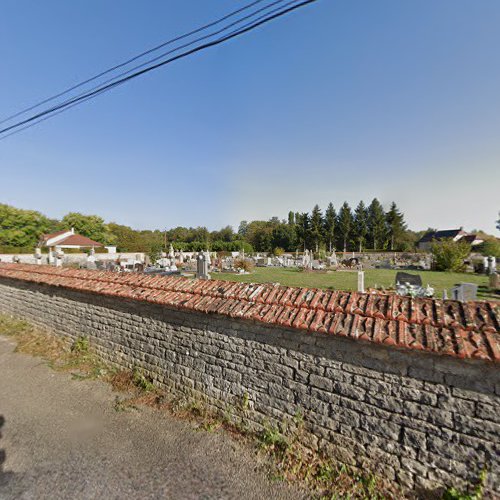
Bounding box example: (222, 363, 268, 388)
(431, 239, 471, 272)
(61, 212, 115, 244)
(0, 203, 51, 248)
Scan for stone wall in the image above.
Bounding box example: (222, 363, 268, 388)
(0, 275, 498, 495)
(0, 252, 145, 266)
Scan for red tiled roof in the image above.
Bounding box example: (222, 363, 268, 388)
(39, 230, 70, 243)
(0, 264, 498, 363)
(52, 234, 103, 247)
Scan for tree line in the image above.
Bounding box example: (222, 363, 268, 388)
(0, 200, 419, 255)
(239, 199, 414, 253)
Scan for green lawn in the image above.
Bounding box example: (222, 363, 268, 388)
(213, 267, 497, 301)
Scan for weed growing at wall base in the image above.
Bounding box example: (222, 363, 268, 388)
(443, 469, 487, 500)
(0, 314, 493, 499)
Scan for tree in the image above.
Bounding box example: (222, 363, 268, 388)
(323, 203, 336, 252)
(287, 211, 295, 225)
(477, 239, 500, 259)
(368, 198, 386, 250)
(210, 226, 234, 243)
(431, 239, 471, 272)
(108, 223, 141, 252)
(237, 221, 248, 238)
(336, 202, 353, 252)
(309, 205, 324, 252)
(385, 202, 407, 251)
(61, 212, 115, 244)
(245, 221, 273, 252)
(353, 201, 368, 252)
(295, 213, 310, 251)
(271, 223, 297, 251)
(497, 212, 500, 232)
(148, 242, 164, 265)
(0, 203, 51, 248)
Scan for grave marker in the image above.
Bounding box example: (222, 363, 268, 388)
(451, 283, 478, 302)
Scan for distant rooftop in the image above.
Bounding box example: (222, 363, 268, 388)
(39, 229, 103, 248)
(418, 229, 467, 243)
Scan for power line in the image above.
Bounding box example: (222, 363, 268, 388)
(0, 1, 295, 142)
(0, 1, 295, 141)
(10, 0, 292, 131)
(0, 0, 318, 139)
(0, 0, 269, 125)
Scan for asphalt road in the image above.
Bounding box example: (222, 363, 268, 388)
(0, 336, 304, 500)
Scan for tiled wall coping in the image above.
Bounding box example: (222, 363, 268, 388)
(0, 263, 498, 363)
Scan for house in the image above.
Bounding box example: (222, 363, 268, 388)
(38, 228, 103, 251)
(417, 228, 483, 251)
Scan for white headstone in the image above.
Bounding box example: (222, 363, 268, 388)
(357, 271, 365, 293)
(487, 256, 496, 275)
(55, 250, 64, 267)
(34, 248, 42, 265)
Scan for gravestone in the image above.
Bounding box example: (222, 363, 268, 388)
(87, 248, 96, 264)
(328, 251, 338, 268)
(196, 251, 210, 280)
(357, 271, 365, 293)
(451, 283, 478, 302)
(312, 260, 322, 270)
(487, 256, 497, 275)
(303, 249, 312, 270)
(55, 250, 64, 267)
(490, 272, 499, 291)
(34, 248, 42, 265)
(395, 272, 422, 287)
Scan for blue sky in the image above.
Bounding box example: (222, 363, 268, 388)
(1, 0, 499, 233)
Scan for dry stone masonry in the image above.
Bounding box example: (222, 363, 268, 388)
(0, 264, 498, 494)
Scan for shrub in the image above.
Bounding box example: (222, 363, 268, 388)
(234, 258, 254, 273)
(431, 239, 471, 272)
(477, 239, 500, 259)
(273, 247, 285, 256)
(71, 336, 89, 353)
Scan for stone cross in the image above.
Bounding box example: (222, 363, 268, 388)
(303, 249, 312, 270)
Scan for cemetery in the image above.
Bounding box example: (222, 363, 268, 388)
(1, 3, 499, 497)
(1, 243, 496, 301)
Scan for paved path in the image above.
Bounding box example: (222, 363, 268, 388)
(0, 336, 304, 500)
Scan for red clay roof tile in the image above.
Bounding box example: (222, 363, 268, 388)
(0, 263, 499, 363)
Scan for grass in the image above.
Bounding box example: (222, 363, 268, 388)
(213, 267, 497, 301)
